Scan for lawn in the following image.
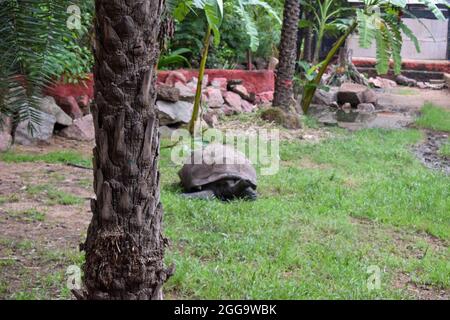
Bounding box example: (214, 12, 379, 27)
(160, 126, 449, 299)
(0, 114, 449, 300)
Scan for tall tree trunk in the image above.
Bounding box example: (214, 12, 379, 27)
(80, 0, 172, 300)
(273, 0, 300, 109)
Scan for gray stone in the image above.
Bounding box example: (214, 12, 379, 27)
(337, 83, 377, 107)
(312, 88, 338, 106)
(15, 110, 56, 145)
(157, 84, 180, 102)
(395, 75, 417, 87)
(156, 100, 193, 125)
(37, 96, 73, 126)
(205, 87, 224, 108)
(159, 126, 177, 139)
(223, 91, 243, 113)
(174, 82, 196, 102)
(60, 114, 95, 141)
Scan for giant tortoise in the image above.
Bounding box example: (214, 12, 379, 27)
(178, 143, 257, 201)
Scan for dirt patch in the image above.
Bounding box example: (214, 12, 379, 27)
(413, 131, 450, 175)
(0, 158, 92, 299)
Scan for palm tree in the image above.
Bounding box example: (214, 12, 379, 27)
(79, 0, 172, 300)
(273, 0, 301, 110)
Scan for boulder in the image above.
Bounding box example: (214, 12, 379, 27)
(223, 91, 243, 113)
(15, 110, 56, 145)
(368, 77, 397, 89)
(337, 83, 377, 107)
(189, 75, 209, 89)
(60, 114, 95, 141)
(395, 75, 417, 87)
(256, 91, 274, 104)
(211, 78, 228, 91)
(230, 84, 255, 103)
(159, 126, 177, 139)
(165, 71, 187, 86)
(205, 87, 224, 108)
(156, 100, 193, 126)
(54, 95, 83, 119)
(157, 84, 180, 102)
(0, 117, 12, 152)
(241, 100, 256, 113)
(203, 112, 219, 128)
(174, 82, 196, 102)
(312, 88, 338, 106)
(37, 96, 73, 126)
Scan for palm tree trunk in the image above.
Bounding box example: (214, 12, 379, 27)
(273, 0, 300, 109)
(81, 0, 172, 300)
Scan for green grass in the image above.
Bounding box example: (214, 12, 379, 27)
(0, 150, 91, 168)
(8, 209, 46, 222)
(440, 139, 450, 157)
(26, 184, 84, 206)
(1, 116, 449, 299)
(416, 103, 450, 132)
(159, 128, 450, 299)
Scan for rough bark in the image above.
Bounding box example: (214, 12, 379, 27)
(273, 0, 300, 109)
(80, 0, 172, 300)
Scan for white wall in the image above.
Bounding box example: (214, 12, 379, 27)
(348, 18, 449, 60)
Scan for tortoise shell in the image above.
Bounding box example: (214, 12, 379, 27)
(178, 143, 257, 192)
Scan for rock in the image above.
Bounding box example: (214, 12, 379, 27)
(205, 87, 224, 108)
(417, 81, 428, 89)
(211, 78, 228, 91)
(368, 77, 397, 89)
(261, 107, 301, 129)
(222, 104, 236, 116)
(337, 83, 377, 107)
(165, 71, 187, 86)
(241, 100, 256, 113)
(15, 110, 56, 145)
(59, 114, 95, 141)
(229, 84, 255, 103)
(157, 84, 180, 102)
(190, 75, 209, 89)
(54, 95, 83, 119)
(395, 75, 417, 87)
(357, 103, 376, 113)
(159, 126, 177, 139)
(174, 82, 196, 102)
(36, 96, 73, 126)
(203, 112, 219, 128)
(256, 91, 274, 104)
(444, 73, 450, 89)
(426, 82, 445, 90)
(0, 117, 12, 152)
(156, 100, 193, 125)
(223, 91, 243, 113)
(312, 88, 338, 106)
(268, 57, 279, 70)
